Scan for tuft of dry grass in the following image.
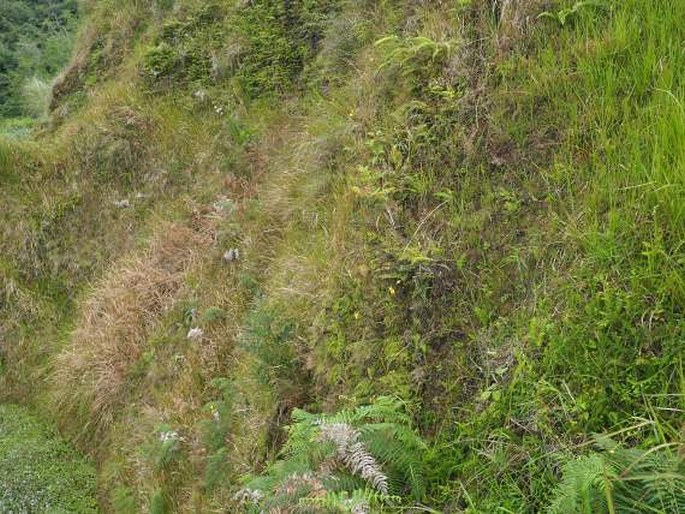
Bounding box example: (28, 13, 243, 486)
(51, 223, 212, 451)
(493, 0, 549, 52)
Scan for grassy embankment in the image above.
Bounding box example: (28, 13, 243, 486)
(0, 0, 683, 512)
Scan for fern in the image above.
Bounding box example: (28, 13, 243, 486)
(537, 1, 608, 27)
(319, 422, 389, 494)
(301, 488, 398, 514)
(238, 397, 427, 513)
(374, 35, 454, 78)
(548, 438, 685, 514)
(547, 453, 614, 513)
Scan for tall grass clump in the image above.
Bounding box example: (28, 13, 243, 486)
(51, 224, 211, 449)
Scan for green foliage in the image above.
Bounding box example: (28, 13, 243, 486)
(200, 377, 234, 491)
(141, 4, 224, 90)
(375, 35, 455, 78)
(549, 453, 613, 513)
(150, 489, 171, 514)
(239, 397, 427, 513)
(538, 1, 608, 27)
(0, 116, 34, 139)
(0, 0, 78, 118)
(112, 486, 138, 513)
(0, 404, 97, 512)
(240, 301, 303, 397)
(548, 437, 685, 513)
(140, 0, 341, 96)
(141, 42, 179, 83)
(233, 0, 341, 98)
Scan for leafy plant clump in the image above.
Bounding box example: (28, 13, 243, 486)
(232, 0, 341, 97)
(0, 404, 98, 513)
(238, 397, 427, 513)
(548, 436, 685, 513)
(141, 3, 225, 90)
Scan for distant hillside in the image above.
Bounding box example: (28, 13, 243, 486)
(0, 0, 77, 118)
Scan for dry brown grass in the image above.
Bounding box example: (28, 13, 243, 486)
(493, 0, 550, 52)
(51, 222, 212, 451)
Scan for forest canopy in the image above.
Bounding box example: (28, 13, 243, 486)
(0, 0, 78, 118)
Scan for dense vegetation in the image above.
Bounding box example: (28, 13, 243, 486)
(0, 404, 97, 512)
(0, 0, 683, 512)
(0, 0, 77, 121)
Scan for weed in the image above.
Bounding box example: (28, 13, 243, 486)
(538, 1, 608, 27)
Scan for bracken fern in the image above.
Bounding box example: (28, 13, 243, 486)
(238, 396, 427, 513)
(548, 437, 685, 514)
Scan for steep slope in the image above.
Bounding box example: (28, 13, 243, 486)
(0, 0, 683, 512)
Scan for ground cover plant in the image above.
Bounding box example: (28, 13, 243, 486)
(0, 404, 97, 512)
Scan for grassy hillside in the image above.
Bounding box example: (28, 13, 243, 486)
(0, 0, 683, 512)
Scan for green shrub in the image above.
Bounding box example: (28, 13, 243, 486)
(233, 0, 341, 98)
(238, 396, 427, 513)
(141, 42, 178, 81)
(141, 4, 224, 90)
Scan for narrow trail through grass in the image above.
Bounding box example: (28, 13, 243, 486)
(0, 404, 97, 513)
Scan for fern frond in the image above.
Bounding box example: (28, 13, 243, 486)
(548, 438, 685, 514)
(374, 35, 455, 77)
(300, 488, 395, 514)
(319, 422, 389, 495)
(241, 397, 428, 512)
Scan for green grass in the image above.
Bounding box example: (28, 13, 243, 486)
(0, 0, 683, 512)
(0, 404, 97, 513)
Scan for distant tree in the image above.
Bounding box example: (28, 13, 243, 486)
(0, 0, 78, 118)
